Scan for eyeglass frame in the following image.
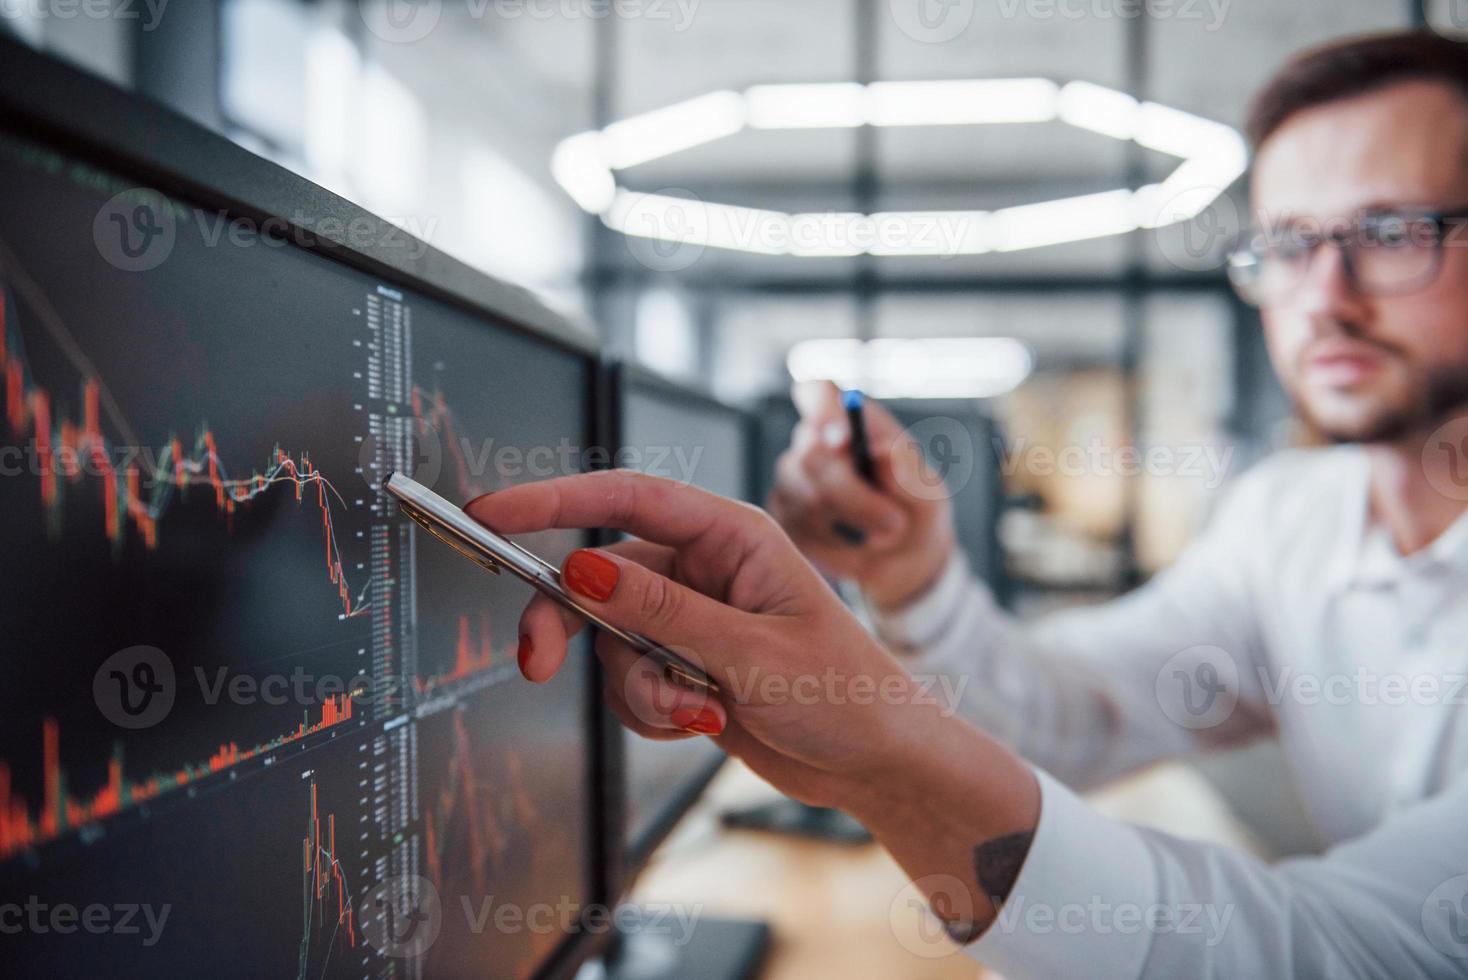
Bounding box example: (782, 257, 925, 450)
(1226, 204, 1468, 306)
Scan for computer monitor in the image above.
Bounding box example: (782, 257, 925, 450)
(0, 39, 606, 979)
(596, 363, 768, 980)
(604, 364, 752, 871)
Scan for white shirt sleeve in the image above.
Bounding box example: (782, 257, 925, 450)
(868, 467, 1279, 790)
(967, 768, 1468, 978)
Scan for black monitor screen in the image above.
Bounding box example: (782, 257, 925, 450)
(0, 126, 594, 979)
(619, 379, 747, 863)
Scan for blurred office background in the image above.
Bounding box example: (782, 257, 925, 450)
(5, 0, 1455, 869)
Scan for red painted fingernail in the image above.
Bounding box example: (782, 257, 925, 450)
(517, 634, 534, 675)
(564, 549, 619, 601)
(670, 705, 724, 736)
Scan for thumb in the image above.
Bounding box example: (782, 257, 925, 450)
(791, 379, 843, 424)
(559, 547, 750, 676)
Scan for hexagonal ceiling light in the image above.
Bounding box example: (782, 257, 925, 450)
(551, 79, 1248, 258)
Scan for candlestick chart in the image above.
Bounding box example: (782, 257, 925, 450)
(0, 126, 595, 980)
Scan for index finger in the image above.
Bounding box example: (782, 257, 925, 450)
(464, 469, 763, 549)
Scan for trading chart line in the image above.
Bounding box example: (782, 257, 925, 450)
(411, 382, 496, 501)
(298, 779, 357, 980)
(0, 697, 358, 860)
(0, 272, 371, 620)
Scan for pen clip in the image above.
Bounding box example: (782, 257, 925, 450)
(398, 499, 503, 575)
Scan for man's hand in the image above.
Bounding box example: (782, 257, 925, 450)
(767, 380, 957, 611)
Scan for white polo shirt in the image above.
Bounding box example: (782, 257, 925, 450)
(873, 446, 1468, 977)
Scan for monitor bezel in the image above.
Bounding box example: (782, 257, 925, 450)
(0, 36, 613, 980)
(596, 359, 758, 896)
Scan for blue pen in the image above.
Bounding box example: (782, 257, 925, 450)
(843, 389, 877, 486)
(831, 389, 877, 545)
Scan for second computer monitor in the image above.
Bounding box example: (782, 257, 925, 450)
(613, 366, 752, 868)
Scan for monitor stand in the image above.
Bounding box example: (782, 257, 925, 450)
(720, 797, 873, 845)
(598, 908, 771, 980)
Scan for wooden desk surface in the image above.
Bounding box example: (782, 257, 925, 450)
(629, 761, 992, 980)
(628, 756, 1263, 980)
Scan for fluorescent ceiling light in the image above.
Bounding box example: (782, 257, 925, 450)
(787, 212, 867, 257)
(1135, 101, 1245, 162)
(992, 189, 1139, 252)
(550, 131, 616, 213)
(867, 211, 993, 256)
(787, 337, 1034, 399)
(552, 78, 1249, 259)
(1135, 155, 1245, 229)
(1057, 81, 1139, 140)
(602, 190, 788, 256)
(867, 78, 1059, 126)
(745, 82, 866, 129)
(598, 90, 745, 169)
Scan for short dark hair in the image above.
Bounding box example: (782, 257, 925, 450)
(1247, 31, 1468, 149)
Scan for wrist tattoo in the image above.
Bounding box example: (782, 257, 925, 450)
(928, 830, 1038, 947)
(974, 830, 1036, 911)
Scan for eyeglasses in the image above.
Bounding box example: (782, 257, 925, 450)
(1226, 205, 1468, 306)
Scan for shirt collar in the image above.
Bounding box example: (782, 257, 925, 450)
(1332, 448, 1468, 590)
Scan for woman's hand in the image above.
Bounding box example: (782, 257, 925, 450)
(767, 381, 958, 611)
(466, 468, 933, 810)
(466, 469, 1038, 936)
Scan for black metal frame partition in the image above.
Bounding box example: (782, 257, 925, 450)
(0, 35, 614, 980)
